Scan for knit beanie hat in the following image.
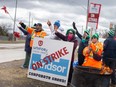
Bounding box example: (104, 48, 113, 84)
(66, 29, 75, 36)
(92, 33, 99, 39)
(54, 20, 60, 28)
(108, 30, 115, 37)
(84, 29, 90, 35)
(34, 23, 42, 26)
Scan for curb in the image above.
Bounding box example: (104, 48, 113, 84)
(0, 46, 24, 49)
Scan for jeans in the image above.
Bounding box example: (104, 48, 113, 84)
(23, 52, 31, 68)
(78, 54, 84, 66)
(103, 58, 116, 84)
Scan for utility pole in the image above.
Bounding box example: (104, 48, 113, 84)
(12, 0, 18, 41)
(29, 12, 31, 27)
(32, 18, 33, 26)
(86, 0, 90, 30)
(114, 24, 116, 36)
(82, 26, 84, 34)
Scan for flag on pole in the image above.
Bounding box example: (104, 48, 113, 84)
(1, 6, 9, 14)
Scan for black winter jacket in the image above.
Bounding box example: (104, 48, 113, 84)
(76, 31, 89, 54)
(18, 27, 32, 53)
(103, 36, 116, 59)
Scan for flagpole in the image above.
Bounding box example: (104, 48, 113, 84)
(86, 0, 90, 30)
(12, 0, 18, 41)
(1, 6, 18, 27)
(32, 18, 33, 27)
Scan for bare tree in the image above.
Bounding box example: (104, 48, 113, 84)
(0, 26, 8, 36)
(0, 23, 12, 36)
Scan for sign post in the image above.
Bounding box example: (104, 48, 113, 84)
(28, 37, 74, 86)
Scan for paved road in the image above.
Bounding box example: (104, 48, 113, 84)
(0, 43, 24, 49)
(0, 43, 25, 63)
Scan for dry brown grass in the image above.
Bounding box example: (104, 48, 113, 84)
(0, 60, 69, 87)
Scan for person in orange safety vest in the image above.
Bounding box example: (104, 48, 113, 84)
(82, 33, 103, 69)
(19, 22, 47, 47)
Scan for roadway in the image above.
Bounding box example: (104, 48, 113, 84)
(0, 43, 25, 63)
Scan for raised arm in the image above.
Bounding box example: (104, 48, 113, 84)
(19, 22, 26, 29)
(18, 27, 28, 35)
(47, 20, 54, 33)
(55, 31, 66, 41)
(19, 21, 34, 34)
(72, 22, 82, 40)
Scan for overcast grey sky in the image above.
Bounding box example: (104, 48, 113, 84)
(0, 0, 116, 33)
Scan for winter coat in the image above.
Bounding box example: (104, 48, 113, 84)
(82, 42, 103, 69)
(48, 25, 64, 40)
(55, 31, 78, 62)
(103, 36, 116, 59)
(76, 31, 89, 54)
(20, 23, 47, 47)
(18, 27, 31, 53)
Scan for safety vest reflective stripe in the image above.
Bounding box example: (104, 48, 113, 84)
(31, 31, 35, 39)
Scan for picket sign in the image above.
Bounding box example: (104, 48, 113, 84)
(87, 3, 101, 29)
(27, 37, 74, 86)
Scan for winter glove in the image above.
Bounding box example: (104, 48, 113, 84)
(19, 21, 23, 25)
(72, 22, 77, 31)
(93, 52, 102, 61)
(47, 20, 51, 26)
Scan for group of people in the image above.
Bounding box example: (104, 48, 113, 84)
(18, 20, 116, 86)
(73, 22, 116, 86)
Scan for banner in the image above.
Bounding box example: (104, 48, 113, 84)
(28, 37, 74, 86)
(87, 3, 101, 29)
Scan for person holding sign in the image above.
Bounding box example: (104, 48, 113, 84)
(19, 21, 47, 47)
(82, 33, 103, 69)
(55, 28, 78, 83)
(72, 22, 90, 66)
(47, 20, 64, 40)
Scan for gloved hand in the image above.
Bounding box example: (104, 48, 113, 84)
(72, 22, 77, 31)
(47, 20, 51, 26)
(19, 21, 23, 25)
(18, 26, 21, 29)
(89, 43, 96, 51)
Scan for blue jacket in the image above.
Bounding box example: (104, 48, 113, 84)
(18, 27, 32, 53)
(103, 36, 116, 59)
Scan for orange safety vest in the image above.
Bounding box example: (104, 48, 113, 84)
(26, 27, 47, 47)
(82, 42, 103, 69)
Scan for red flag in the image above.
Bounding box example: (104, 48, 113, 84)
(1, 6, 9, 14)
(13, 32, 20, 38)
